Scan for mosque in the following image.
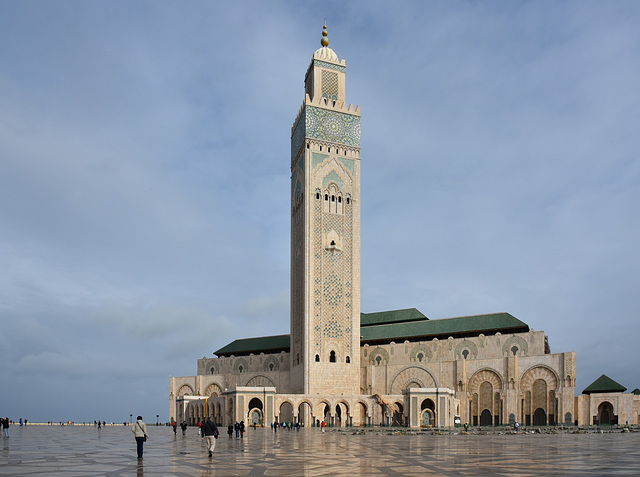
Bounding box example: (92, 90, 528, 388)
(169, 25, 639, 429)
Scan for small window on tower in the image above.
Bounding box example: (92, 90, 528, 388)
(324, 194, 328, 201)
(346, 356, 351, 364)
(315, 354, 320, 362)
(331, 195, 335, 202)
(316, 192, 320, 200)
(346, 197, 351, 205)
(330, 351, 336, 363)
(328, 147, 331, 153)
(338, 196, 342, 203)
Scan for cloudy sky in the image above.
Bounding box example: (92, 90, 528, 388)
(1, 1, 639, 423)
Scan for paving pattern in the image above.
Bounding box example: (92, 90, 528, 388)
(2, 425, 640, 476)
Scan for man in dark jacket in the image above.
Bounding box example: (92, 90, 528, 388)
(201, 418, 219, 457)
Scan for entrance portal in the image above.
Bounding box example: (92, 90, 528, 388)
(480, 409, 492, 426)
(533, 408, 546, 426)
(421, 410, 433, 427)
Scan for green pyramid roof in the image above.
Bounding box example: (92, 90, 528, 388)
(632, 388, 640, 395)
(582, 374, 627, 394)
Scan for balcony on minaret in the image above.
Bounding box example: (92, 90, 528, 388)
(324, 230, 343, 255)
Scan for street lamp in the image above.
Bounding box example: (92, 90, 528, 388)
(156, 414, 159, 426)
(129, 414, 133, 425)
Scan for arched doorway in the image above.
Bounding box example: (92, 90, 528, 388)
(248, 397, 263, 426)
(480, 409, 493, 426)
(533, 408, 546, 426)
(298, 402, 312, 426)
(597, 402, 614, 425)
(320, 402, 331, 427)
(421, 410, 433, 427)
(250, 409, 262, 426)
(335, 404, 342, 427)
(279, 401, 294, 425)
(353, 402, 367, 427)
(392, 402, 404, 426)
(420, 398, 435, 428)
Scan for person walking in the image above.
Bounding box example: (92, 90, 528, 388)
(234, 421, 240, 438)
(181, 421, 187, 437)
(172, 421, 177, 436)
(227, 424, 233, 438)
(321, 420, 325, 433)
(240, 420, 245, 439)
(2, 418, 9, 437)
(132, 416, 150, 459)
(201, 417, 219, 457)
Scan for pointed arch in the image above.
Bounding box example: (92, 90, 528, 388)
(204, 382, 223, 397)
(245, 375, 276, 388)
(389, 366, 437, 394)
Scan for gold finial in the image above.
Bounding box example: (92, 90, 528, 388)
(321, 19, 329, 47)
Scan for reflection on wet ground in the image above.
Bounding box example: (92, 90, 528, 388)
(1, 425, 640, 476)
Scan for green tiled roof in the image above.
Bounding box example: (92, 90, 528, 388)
(214, 312, 530, 356)
(215, 334, 290, 357)
(582, 374, 627, 394)
(632, 388, 640, 395)
(360, 308, 428, 327)
(360, 312, 529, 344)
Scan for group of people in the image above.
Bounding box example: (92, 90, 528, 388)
(229, 420, 245, 438)
(171, 420, 190, 437)
(169, 418, 221, 457)
(271, 421, 302, 432)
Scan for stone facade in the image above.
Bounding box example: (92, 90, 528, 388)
(169, 26, 631, 429)
(171, 328, 576, 428)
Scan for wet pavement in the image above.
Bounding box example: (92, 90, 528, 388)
(1, 424, 640, 476)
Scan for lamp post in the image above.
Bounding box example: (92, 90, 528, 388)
(129, 414, 133, 425)
(156, 414, 159, 426)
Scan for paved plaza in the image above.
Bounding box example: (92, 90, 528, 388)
(2, 425, 640, 476)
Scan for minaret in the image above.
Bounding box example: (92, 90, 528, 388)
(290, 23, 361, 395)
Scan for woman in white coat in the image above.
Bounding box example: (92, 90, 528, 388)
(132, 416, 150, 459)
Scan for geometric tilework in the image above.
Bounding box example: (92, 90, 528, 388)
(305, 106, 360, 148)
(322, 70, 338, 98)
(312, 152, 329, 169)
(292, 106, 361, 160)
(323, 170, 344, 191)
(338, 157, 355, 175)
(314, 59, 346, 72)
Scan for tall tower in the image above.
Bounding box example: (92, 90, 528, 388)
(290, 23, 361, 395)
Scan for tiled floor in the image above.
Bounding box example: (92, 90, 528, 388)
(1, 425, 640, 476)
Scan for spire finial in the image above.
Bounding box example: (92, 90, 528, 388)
(321, 19, 329, 47)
